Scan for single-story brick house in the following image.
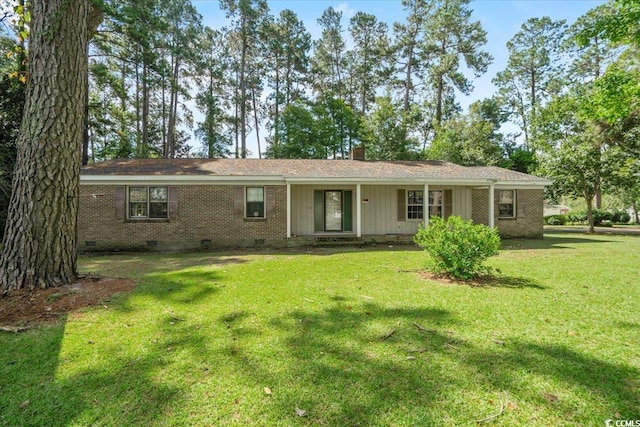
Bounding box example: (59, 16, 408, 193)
(78, 151, 551, 251)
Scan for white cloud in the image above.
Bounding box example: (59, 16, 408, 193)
(335, 2, 356, 18)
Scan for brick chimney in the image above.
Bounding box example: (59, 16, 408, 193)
(349, 147, 365, 161)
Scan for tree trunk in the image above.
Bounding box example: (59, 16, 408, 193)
(134, 58, 142, 156)
(234, 69, 239, 159)
(252, 88, 261, 159)
(530, 69, 537, 146)
(240, 15, 248, 159)
(82, 75, 89, 165)
(274, 64, 280, 152)
(435, 75, 443, 125)
(162, 71, 167, 157)
(207, 74, 215, 159)
(403, 48, 413, 113)
(586, 195, 595, 234)
(434, 39, 446, 126)
(0, 0, 94, 293)
(141, 62, 150, 158)
(167, 55, 180, 159)
(120, 59, 128, 152)
(595, 188, 602, 209)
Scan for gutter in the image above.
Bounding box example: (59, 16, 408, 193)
(80, 175, 551, 188)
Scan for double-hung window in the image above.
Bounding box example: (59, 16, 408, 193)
(246, 187, 265, 218)
(406, 190, 444, 220)
(128, 186, 168, 219)
(498, 190, 516, 218)
(407, 190, 424, 219)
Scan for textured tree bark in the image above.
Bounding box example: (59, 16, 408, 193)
(0, 0, 93, 293)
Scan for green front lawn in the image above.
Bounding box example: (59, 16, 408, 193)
(1, 232, 639, 426)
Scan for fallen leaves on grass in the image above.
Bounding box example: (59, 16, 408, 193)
(0, 276, 135, 328)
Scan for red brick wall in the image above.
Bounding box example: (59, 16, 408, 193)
(471, 188, 544, 238)
(78, 184, 544, 251)
(78, 184, 287, 252)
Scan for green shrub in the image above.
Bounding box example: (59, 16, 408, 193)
(592, 209, 613, 226)
(568, 211, 587, 224)
(544, 214, 567, 225)
(612, 210, 631, 224)
(413, 216, 501, 280)
(547, 216, 563, 225)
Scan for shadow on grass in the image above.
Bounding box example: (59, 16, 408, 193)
(79, 252, 247, 278)
(470, 274, 547, 290)
(5, 293, 635, 425)
(463, 341, 640, 419)
(0, 264, 227, 426)
(112, 268, 223, 316)
(616, 321, 640, 331)
(417, 271, 546, 290)
(501, 233, 614, 251)
(244, 303, 639, 424)
(258, 303, 458, 425)
(4, 247, 637, 426)
(0, 317, 180, 427)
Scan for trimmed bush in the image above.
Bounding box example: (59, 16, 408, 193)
(547, 216, 563, 225)
(544, 214, 567, 225)
(568, 211, 587, 224)
(592, 209, 613, 226)
(414, 215, 501, 280)
(612, 210, 631, 224)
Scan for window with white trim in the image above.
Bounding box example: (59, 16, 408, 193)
(246, 187, 265, 218)
(498, 190, 516, 218)
(407, 190, 424, 219)
(128, 186, 168, 219)
(406, 190, 445, 220)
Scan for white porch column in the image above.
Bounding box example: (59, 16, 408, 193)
(424, 183, 429, 228)
(286, 183, 291, 238)
(356, 183, 362, 237)
(488, 183, 495, 228)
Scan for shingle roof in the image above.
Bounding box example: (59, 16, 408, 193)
(80, 158, 550, 184)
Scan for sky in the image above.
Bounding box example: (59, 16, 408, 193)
(189, 0, 605, 157)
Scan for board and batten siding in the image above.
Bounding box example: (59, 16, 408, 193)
(361, 185, 413, 234)
(290, 185, 356, 235)
(361, 186, 472, 235)
(451, 186, 472, 219)
(290, 184, 472, 236)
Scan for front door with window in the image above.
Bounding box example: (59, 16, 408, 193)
(314, 190, 353, 233)
(324, 191, 343, 231)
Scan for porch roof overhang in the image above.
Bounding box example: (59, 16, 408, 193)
(282, 177, 550, 188)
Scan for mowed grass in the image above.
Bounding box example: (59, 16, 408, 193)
(1, 232, 639, 426)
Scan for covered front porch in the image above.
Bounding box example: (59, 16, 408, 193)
(284, 180, 498, 239)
